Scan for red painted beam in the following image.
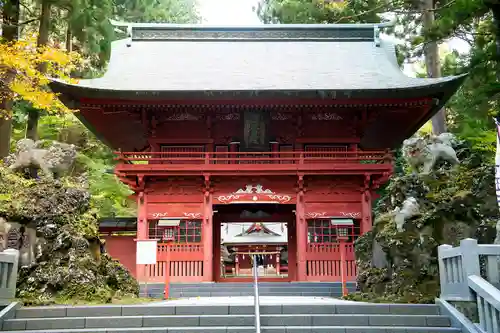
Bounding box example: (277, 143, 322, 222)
(114, 163, 393, 177)
(80, 97, 433, 107)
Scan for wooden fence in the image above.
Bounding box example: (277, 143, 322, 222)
(0, 249, 19, 304)
(438, 238, 500, 333)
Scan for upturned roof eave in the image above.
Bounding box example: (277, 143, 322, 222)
(49, 74, 468, 105)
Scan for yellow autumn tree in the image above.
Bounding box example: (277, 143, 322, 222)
(0, 35, 81, 118)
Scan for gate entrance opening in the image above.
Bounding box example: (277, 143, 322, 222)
(213, 203, 296, 282)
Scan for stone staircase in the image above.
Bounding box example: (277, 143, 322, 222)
(141, 282, 357, 298)
(0, 302, 460, 332)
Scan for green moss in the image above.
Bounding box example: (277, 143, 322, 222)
(354, 139, 498, 304)
(0, 165, 139, 306)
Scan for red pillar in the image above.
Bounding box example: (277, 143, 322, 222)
(136, 191, 148, 283)
(203, 191, 213, 282)
(229, 142, 239, 164)
(296, 190, 307, 281)
(361, 190, 372, 233)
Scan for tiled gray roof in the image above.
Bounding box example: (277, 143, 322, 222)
(62, 37, 458, 92)
(221, 223, 287, 244)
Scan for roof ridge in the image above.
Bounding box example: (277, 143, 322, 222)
(110, 19, 395, 30)
(110, 19, 394, 42)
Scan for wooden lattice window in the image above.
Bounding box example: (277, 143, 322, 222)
(148, 220, 202, 243)
(307, 219, 358, 244)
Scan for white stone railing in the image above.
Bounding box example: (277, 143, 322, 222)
(0, 249, 19, 304)
(438, 238, 500, 333)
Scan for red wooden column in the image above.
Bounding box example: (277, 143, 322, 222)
(229, 141, 239, 164)
(295, 176, 307, 281)
(136, 191, 148, 282)
(270, 141, 279, 164)
(361, 190, 372, 233)
(202, 185, 213, 282)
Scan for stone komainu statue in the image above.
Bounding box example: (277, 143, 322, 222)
(392, 197, 420, 232)
(402, 133, 459, 175)
(9, 138, 77, 179)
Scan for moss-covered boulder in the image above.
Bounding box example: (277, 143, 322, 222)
(346, 139, 498, 303)
(0, 166, 139, 305)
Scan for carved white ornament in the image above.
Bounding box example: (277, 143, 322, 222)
(165, 112, 199, 121)
(183, 212, 202, 219)
(311, 112, 343, 121)
(271, 112, 292, 121)
(151, 212, 169, 219)
(150, 212, 202, 219)
(340, 212, 361, 219)
(304, 212, 361, 219)
(217, 184, 291, 203)
(216, 113, 240, 121)
(305, 212, 328, 219)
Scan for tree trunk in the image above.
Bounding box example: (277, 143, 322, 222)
(0, 111, 13, 158)
(422, 0, 447, 135)
(491, 4, 500, 82)
(37, 0, 51, 47)
(26, 0, 52, 141)
(0, 0, 20, 158)
(66, 20, 73, 52)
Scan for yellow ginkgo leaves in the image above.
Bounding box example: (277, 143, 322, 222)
(0, 34, 82, 119)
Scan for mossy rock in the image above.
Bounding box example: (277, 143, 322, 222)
(0, 166, 139, 305)
(354, 140, 498, 304)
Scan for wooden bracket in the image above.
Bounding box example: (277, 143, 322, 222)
(137, 175, 146, 192)
(363, 173, 371, 192)
(297, 174, 305, 192)
(372, 171, 391, 190)
(203, 174, 211, 198)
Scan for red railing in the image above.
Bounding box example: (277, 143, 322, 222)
(139, 243, 204, 284)
(115, 150, 392, 165)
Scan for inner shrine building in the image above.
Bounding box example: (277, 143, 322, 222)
(50, 22, 466, 285)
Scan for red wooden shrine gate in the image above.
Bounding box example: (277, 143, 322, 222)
(135, 181, 362, 284)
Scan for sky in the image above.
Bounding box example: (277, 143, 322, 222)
(196, 0, 470, 76)
(198, 0, 261, 25)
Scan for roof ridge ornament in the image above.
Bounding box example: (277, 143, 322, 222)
(126, 25, 133, 47)
(374, 26, 380, 47)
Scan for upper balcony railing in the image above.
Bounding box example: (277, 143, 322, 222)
(113, 150, 393, 176)
(115, 150, 393, 165)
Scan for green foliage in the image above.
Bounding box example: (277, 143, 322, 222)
(10, 112, 136, 218)
(257, 0, 384, 24)
(114, 0, 200, 23)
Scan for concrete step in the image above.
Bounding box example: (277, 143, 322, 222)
(0, 327, 463, 333)
(12, 304, 441, 318)
(140, 282, 357, 298)
(2, 314, 452, 330)
(143, 282, 356, 289)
